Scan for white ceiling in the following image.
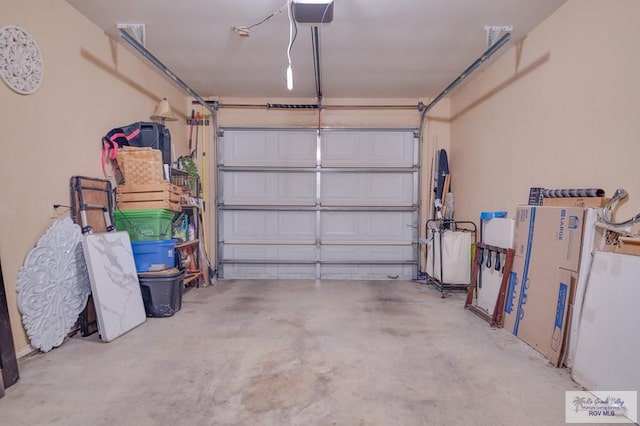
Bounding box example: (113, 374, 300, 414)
(66, 0, 566, 99)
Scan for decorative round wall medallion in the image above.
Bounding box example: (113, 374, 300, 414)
(0, 25, 44, 95)
(16, 218, 91, 352)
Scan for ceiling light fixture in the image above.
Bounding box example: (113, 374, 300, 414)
(285, 0, 296, 91)
(286, 64, 294, 91)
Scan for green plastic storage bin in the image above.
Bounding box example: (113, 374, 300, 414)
(114, 209, 175, 241)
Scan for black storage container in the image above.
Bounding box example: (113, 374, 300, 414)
(121, 121, 172, 166)
(138, 268, 184, 317)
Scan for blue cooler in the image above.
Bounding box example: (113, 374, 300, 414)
(131, 239, 177, 272)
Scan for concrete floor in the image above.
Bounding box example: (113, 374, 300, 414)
(1, 280, 582, 425)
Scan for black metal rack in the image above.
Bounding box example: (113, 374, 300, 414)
(425, 220, 477, 297)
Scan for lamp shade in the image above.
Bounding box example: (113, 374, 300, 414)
(150, 98, 178, 122)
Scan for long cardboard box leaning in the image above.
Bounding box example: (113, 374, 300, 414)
(542, 197, 609, 208)
(503, 206, 585, 366)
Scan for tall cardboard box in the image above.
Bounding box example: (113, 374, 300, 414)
(511, 206, 583, 271)
(503, 206, 584, 365)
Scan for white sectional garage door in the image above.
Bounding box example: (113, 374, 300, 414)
(216, 128, 420, 280)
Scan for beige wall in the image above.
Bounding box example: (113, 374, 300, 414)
(450, 0, 640, 227)
(0, 0, 187, 355)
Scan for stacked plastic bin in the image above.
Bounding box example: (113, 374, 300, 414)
(114, 209, 184, 317)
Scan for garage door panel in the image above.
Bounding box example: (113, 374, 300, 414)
(322, 173, 413, 205)
(218, 128, 419, 280)
(278, 173, 316, 203)
(222, 244, 317, 261)
(228, 132, 269, 162)
(322, 132, 414, 167)
(277, 132, 317, 163)
(368, 174, 413, 203)
(222, 172, 268, 202)
(321, 264, 414, 280)
(321, 174, 359, 203)
(322, 133, 358, 165)
(225, 211, 268, 238)
(223, 172, 315, 205)
(278, 213, 316, 240)
(321, 245, 415, 262)
(222, 264, 316, 279)
(321, 212, 416, 243)
(369, 213, 416, 240)
(223, 130, 316, 166)
(223, 211, 315, 242)
(368, 133, 414, 164)
(320, 212, 359, 239)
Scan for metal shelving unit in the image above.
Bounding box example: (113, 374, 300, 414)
(175, 205, 203, 287)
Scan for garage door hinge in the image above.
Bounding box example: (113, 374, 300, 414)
(217, 130, 224, 137)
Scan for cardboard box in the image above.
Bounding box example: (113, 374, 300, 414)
(547, 268, 576, 366)
(512, 206, 584, 271)
(503, 264, 577, 366)
(504, 206, 585, 365)
(542, 197, 609, 208)
(503, 258, 523, 334)
(561, 270, 578, 366)
(506, 268, 576, 366)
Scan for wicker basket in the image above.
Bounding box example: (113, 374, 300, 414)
(116, 147, 164, 184)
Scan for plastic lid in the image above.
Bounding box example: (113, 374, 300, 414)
(480, 211, 508, 220)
